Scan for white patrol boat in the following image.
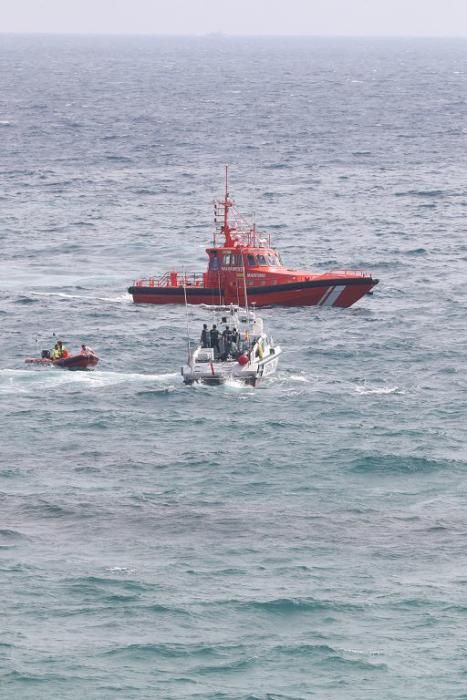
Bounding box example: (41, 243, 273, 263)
(181, 305, 282, 386)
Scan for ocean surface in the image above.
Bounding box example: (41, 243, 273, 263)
(1, 35, 467, 699)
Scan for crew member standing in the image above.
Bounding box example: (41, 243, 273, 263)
(200, 324, 210, 348)
(210, 324, 220, 357)
(222, 326, 232, 358)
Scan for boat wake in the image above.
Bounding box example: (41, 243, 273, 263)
(0, 368, 178, 393)
(30, 291, 93, 301)
(223, 377, 256, 390)
(30, 291, 132, 304)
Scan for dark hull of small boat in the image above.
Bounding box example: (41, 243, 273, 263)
(55, 355, 99, 370)
(129, 276, 378, 308)
(25, 354, 99, 371)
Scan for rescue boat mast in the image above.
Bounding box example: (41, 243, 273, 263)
(213, 166, 267, 249)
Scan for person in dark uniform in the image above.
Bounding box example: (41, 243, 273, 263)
(231, 328, 240, 355)
(222, 326, 232, 359)
(210, 324, 220, 357)
(200, 324, 210, 348)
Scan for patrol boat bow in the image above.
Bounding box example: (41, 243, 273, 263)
(129, 168, 378, 308)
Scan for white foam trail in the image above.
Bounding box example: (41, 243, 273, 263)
(95, 293, 132, 303)
(30, 291, 132, 304)
(0, 368, 178, 392)
(31, 291, 91, 301)
(89, 370, 178, 385)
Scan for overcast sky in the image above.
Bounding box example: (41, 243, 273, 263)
(2, 0, 467, 36)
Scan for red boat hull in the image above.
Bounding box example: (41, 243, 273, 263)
(128, 276, 377, 308)
(25, 354, 99, 370)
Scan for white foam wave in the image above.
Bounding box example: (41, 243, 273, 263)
(355, 384, 404, 395)
(223, 377, 255, 390)
(105, 566, 136, 574)
(288, 374, 310, 383)
(95, 293, 132, 303)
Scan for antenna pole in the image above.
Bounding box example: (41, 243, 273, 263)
(224, 164, 229, 234)
(223, 164, 233, 246)
(242, 253, 249, 319)
(182, 269, 192, 365)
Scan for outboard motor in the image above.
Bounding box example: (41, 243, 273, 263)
(41, 349, 51, 359)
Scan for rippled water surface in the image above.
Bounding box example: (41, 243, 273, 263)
(1, 35, 467, 699)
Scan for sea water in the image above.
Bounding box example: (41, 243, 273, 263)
(1, 35, 467, 699)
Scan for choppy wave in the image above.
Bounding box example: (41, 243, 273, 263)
(229, 597, 364, 614)
(350, 454, 458, 474)
(395, 189, 445, 197)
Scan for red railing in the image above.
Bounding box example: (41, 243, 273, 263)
(134, 271, 205, 288)
(329, 270, 374, 278)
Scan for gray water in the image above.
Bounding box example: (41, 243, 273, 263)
(1, 35, 467, 699)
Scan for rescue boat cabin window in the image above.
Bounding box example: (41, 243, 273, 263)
(222, 253, 243, 267)
(245, 252, 280, 267)
(208, 251, 219, 271)
(216, 251, 283, 268)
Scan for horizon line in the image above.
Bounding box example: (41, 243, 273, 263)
(1, 31, 467, 39)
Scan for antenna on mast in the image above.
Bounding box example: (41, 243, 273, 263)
(223, 164, 233, 246)
(213, 201, 217, 246)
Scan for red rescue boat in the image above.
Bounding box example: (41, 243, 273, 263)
(25, 351, 99, 371)
(128, 168, 378, 308)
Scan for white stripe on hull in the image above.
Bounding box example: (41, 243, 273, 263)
(318, 285, 346, 307)
(318, 286, 334, 306)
